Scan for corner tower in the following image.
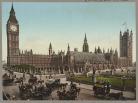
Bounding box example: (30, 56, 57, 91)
(120, 29, 133, 66)
(83, 33, 89, 52)
(7, 3, 19, 65)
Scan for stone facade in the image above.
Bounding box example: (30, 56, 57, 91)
(6, 4, 133, 74)
(119, 29, 133, 66)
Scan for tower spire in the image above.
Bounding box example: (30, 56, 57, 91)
(8, 0, 18, 24)
(83, 33, 89, 52)
(67, 43, 70, 52)
(49, 42, 52, 49)
(49, 42, 52, 56)
(84, 33, 87, 42)
(10, 0, 15, 16)
(12, 0, 13, 7)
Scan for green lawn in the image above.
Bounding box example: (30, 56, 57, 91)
(68, 75, 136, 91)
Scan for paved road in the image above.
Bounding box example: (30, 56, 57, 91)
(3, 82, 97, 100)
(3, 72, 97, 100)
(3, 71, 135, 100)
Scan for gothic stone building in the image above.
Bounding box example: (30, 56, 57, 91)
(118, 30, 133, 67)
(6, 4, 133, 74)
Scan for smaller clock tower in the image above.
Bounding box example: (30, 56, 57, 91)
(7, 3, 19, 65)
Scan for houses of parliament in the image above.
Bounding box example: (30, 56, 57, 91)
(6, 4, 133, 74)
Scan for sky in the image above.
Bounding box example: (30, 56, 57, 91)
(2, 2, 136, 62)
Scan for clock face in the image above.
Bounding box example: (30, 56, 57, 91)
(10, 25, 17, 32)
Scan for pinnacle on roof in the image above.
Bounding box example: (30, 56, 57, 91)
(49, 42, 52, 49)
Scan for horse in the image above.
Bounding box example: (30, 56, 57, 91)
(57, 85, 78, 100)
(59, 83, 68, 90)
(76, 88, 80, 96)
(28, 77, 37, 84)
(93, 86, 106, 96)
(57, 91, 64, 100)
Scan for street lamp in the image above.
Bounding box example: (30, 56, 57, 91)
(121, 75, 127, 91)
(92, 67, 96, 85)
(48, 70, 52, 79)
(39, 70, 42, 80)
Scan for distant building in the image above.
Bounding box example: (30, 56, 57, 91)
(119, 29, 133, 67)
(6, 4, 133, 74)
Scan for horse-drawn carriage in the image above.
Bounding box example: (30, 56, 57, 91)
(46, 79, 60, 89)
(93, 82, 124, 100)
(19, 83, 32, 99)
(32, 86, 52, 100)
(14, 77, 24, 83)
(18, 78, 60, 100)
(19, 82, 53, 100)
(57, 90, 77, 100)
(28, 76, 37, 84)
(93, 82, 111, 96)
(57, 82, 80, 100)
(2, 73, 14, 86)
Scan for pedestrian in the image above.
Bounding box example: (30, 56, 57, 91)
(106, 82, 111, 94)
(78, 80, 80, 86)
(11, 95, 16, 100)
(14, 74, 16, 78)
(23, 73, 26, 80)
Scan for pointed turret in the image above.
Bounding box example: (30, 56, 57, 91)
(8, 2, 18, 23)
(10, 3, 15, 16)
(49, 42, 52, 49)
(97, 46, 102, 53)
(120, 30, 122, 37)
(127, 29, 129, 33)
(67, 43, 70, 52)
(84, 33, 87, 43)
(114, 49, 118, 65)
(30, 49, 33, 54)
(130, 30, 133, 37)
(115, 49, 118, 54)
(94, 47, 97, 54)
(107, 49, 110, 53)
(49, 42, 52, 56)
(83, 33, 89, 52)
(103, 48, 105, 54)
(110, 48, 113, 54)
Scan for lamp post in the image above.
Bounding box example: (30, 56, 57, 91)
(40, 71, 42, 80)
(92, 67, 96, 84)
(49, 70, 52, 79)
(121, 75, 127, 91)
(53, 71, 56, 79)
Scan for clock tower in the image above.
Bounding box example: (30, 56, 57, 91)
(7, 3, 19, 65)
